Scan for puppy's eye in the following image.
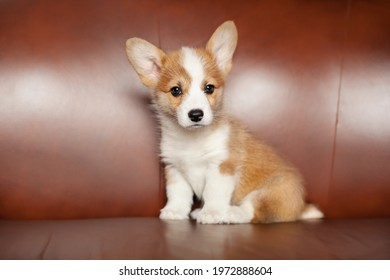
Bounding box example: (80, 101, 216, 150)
(170, 86, 182, 97)
(204, 84, 215, 94)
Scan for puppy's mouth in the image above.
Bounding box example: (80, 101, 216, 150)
(188, 124, 205, 129)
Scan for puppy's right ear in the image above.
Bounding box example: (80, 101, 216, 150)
(126, 38, 166, 88)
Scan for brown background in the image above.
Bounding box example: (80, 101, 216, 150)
(0, 0, 389, 220)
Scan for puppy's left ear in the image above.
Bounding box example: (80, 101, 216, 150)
(206, 21, 238, 76)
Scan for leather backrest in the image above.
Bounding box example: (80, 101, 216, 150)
(1, 0, 389, 219)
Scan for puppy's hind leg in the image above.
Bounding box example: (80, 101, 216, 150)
(250, 174, 306, 223)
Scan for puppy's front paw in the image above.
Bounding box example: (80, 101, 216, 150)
(160, 208, 189, 220)
(196, 209, 225, 224)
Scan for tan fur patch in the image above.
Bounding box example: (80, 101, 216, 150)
(155, 51, 192, 110)
(219, 160, 236, 175)
(164, 165, 175, 186)
(195, 48, 225, 106)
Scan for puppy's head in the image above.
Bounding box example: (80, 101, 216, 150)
(126, 21, 237, 129)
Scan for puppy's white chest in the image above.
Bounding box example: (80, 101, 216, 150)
(161, 124, 230, 197)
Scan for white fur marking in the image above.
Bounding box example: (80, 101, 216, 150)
(177, 48, 213, 128)
(182, 47, 204, 87)
(300, 204, 324, 220)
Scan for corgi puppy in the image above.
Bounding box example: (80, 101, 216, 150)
(125, 21, 323, 224)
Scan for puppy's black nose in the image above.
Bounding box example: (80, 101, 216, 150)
(188, 109, 204, 122)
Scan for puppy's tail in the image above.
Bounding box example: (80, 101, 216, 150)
(299, 204, 324, 220)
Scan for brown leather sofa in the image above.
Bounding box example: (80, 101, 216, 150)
(0, 0, 389, 259)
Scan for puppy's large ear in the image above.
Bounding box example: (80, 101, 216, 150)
(126, 38, 166, 88)
(206, 21, 238, 76)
